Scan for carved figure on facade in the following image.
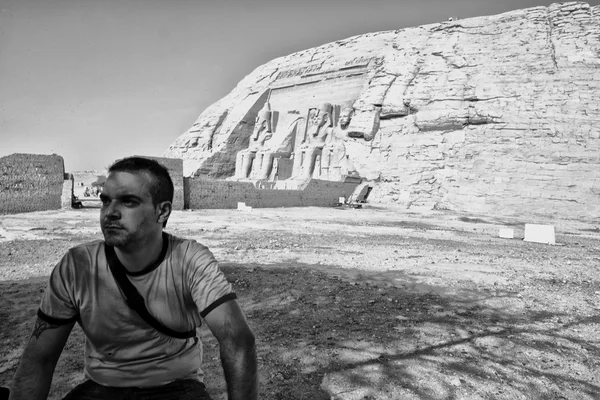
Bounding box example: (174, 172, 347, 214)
(250, 116, 303, 180)
(234, 103, 273, 179)
(292, 103, 335, 179)
(322, 103, 358, 180)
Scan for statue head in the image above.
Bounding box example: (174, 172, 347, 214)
(338, 106, 354, 129)
(307, 103, 333, 137)
(251, 103, 272, 141)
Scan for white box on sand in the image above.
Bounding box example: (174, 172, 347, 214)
(498, 228, 514, 239)
(237, 202, 252, 211)
(524, 224, 555, 244)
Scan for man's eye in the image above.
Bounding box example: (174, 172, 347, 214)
(123, 200, 137, 206)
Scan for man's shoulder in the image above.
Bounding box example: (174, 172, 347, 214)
(167, 233, 208, 252)
(63, 239, 105, 264)
(68, 239, 105, 254)
(51, 240, 105, 277)
(166, 233, 215, 266)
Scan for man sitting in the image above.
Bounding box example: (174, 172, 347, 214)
(8, 157, 258, 400)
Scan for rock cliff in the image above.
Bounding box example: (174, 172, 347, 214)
(165, 2, 600, 220)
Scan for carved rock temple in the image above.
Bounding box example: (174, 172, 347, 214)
(166, 2, 600, 219)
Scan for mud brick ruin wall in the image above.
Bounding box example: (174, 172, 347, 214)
(0, 154, 65, 215)
(135, 156, 185, 210)
(166, 2, 600, 221)
(185, 179, 359, 209)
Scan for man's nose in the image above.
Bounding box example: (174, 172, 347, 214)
(104, 201, 121, 219)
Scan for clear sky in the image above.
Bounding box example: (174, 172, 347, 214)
(1, 0, 598, 171)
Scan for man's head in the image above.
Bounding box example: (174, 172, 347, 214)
(100, 157, 173, 250)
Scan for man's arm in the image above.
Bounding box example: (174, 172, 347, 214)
(9, 317, 75, 400)
(204, 299, 258, 400)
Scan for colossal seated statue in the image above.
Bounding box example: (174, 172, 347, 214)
(250, 115, 302, 180)
(234, 103, 273, 179)
(291, 103, 334, 179)
(321, 104, 358, 180)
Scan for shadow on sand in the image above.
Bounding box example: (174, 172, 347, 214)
(1, 262, 598, 400)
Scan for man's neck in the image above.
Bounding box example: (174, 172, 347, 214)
(115, 233, 164, 274)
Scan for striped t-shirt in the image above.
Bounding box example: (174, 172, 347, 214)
(38, 233, 235, 387)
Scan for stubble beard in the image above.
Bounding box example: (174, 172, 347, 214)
(102, 222, 159, 252)
(102, 227, 134, 249)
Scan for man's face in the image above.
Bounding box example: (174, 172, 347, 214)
(100, 171, 161, 250)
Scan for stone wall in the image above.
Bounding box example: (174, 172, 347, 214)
(61, 174, 74, 209)
(135, 156, 185, 210)
(166, 2, 600, 221)
(0, 153, 65, 214)
(187, 178, 360, 209)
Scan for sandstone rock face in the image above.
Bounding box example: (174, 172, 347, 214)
(166, 2, 600, 220)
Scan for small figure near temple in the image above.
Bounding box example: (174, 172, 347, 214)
(71, 195, 83, 209)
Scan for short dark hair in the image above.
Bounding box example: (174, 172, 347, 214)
(108, 157, 174, 205)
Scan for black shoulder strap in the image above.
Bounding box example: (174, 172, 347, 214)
(104, 245, 196, 340)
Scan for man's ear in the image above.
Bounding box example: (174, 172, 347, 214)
(157, 201, 172, 225)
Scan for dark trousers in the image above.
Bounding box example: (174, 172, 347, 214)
(60, 379, 213, 400)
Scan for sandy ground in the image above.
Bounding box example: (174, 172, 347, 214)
(1, 205, 599, 399)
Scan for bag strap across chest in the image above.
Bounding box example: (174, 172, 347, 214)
(104, 244, 196, 340)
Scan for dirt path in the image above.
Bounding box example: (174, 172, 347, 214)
(1, 206, 599, 399)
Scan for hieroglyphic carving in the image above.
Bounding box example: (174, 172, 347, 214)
(275, 57, 383, 81)
(276, 65, 323, 80)
(342, 56, 384, 68)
